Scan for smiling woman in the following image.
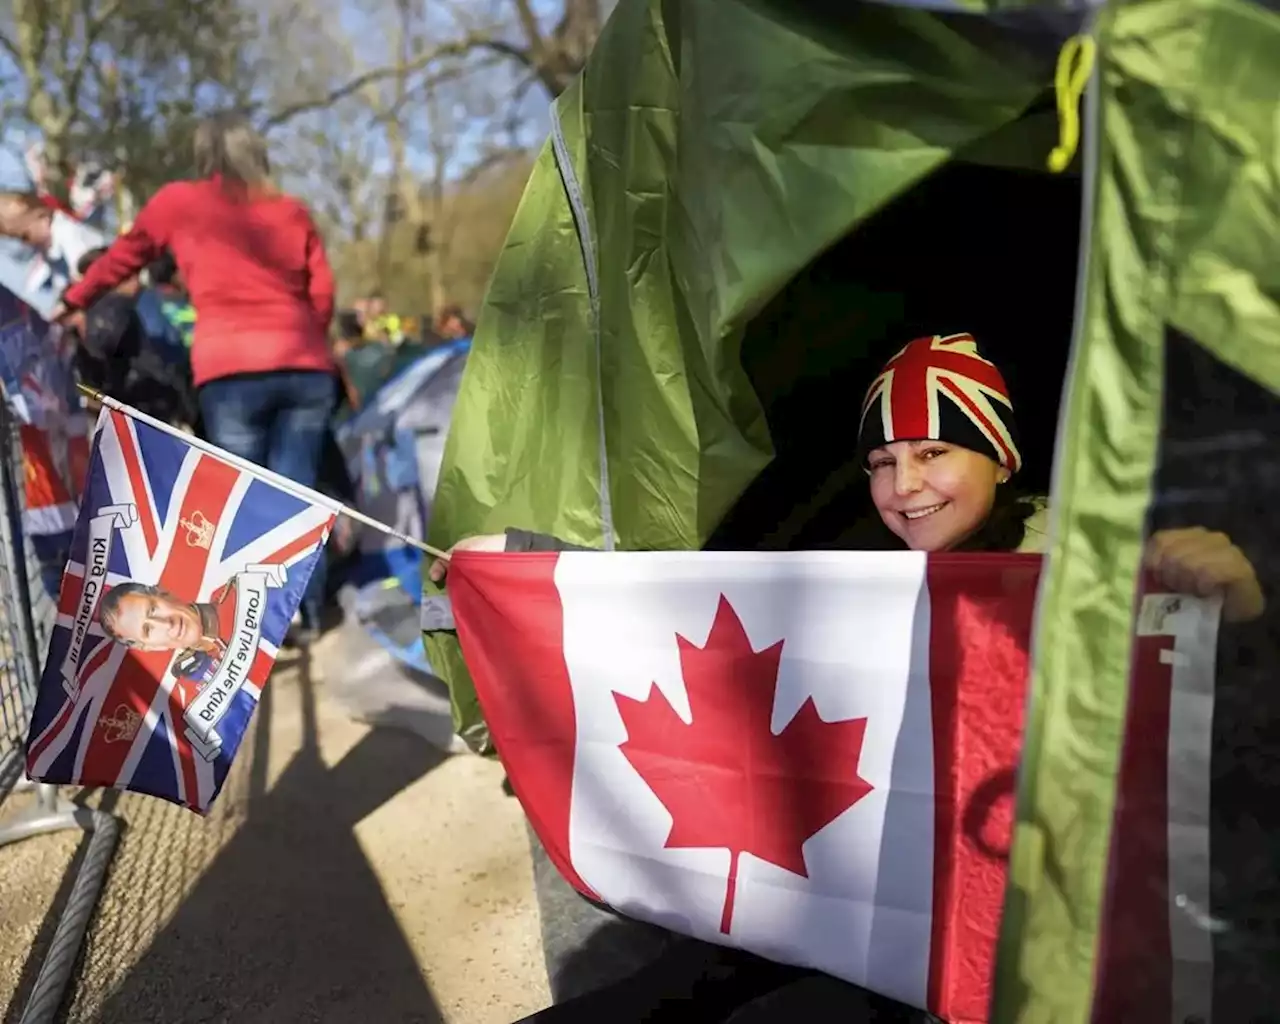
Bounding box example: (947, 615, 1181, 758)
(856, 333, 1043, 554)
(837, 332, 1262, 624)
(866, 441, 1018, 551)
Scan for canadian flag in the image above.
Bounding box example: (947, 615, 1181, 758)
(447, 550, 1221, 1022)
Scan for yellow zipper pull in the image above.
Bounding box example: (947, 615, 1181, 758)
(1047, 34, 1098, 173)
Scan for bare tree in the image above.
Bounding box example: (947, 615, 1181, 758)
(448, 0, 601, 99)
(0, 0, 123, 183)
(0, 0, 251, 194)
(421, 88, 452, 315)
(404, 57, 529, 314)
(258, 0, 604, 133)
(375, 0, 417, 290)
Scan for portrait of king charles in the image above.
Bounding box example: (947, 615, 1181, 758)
(97, 580, 238, 697)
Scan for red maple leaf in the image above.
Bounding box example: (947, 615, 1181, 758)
(613, 595, 873, 934)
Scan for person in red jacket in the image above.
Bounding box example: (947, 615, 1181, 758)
(55, 112, 340, 639)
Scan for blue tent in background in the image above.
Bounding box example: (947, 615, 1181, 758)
(335, 340, 470, 671)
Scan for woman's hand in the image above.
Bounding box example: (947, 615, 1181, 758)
(1145, 527, 1264, 624)
(427, 534, 508, 584)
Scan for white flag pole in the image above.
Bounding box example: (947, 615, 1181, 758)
(78, 384, 451, 562)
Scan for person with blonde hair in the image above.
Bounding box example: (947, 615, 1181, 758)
(56, 112, 340, 641)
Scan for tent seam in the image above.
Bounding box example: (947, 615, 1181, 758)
(549, 101, 616, 551)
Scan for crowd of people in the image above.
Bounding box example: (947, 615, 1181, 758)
(39, 112, 470, 644)
(334, 295, 472, 412)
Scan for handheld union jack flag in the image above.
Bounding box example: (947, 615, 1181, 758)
(25, 406, 336, 812)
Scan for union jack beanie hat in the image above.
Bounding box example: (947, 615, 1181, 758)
(858, 332, 1023, 472)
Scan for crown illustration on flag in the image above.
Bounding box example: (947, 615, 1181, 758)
(99, 703, 142, 744)
(180, 510, 215, 550)
(858, 333, 1022, 472)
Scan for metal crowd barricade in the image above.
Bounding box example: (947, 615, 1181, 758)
(0, 401, 119, 1024)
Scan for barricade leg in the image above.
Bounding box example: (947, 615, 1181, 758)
(0, 785, 120, 1024)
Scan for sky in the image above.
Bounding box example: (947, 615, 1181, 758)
(0, 132, 34, 190)
(0, 0, 609, 197)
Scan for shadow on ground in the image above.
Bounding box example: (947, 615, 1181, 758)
(9, 651, 451, 1024)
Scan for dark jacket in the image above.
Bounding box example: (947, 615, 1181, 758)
(503, 529, 591, 554)
(74, 292, 196, 425)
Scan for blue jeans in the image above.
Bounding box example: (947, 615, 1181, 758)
(198, 370, 338, 626)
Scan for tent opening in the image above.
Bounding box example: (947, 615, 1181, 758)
(709, 153, 1083, 551)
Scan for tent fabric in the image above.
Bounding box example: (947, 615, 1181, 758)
(998, 0, 1280, 1019)
(429, 0, 1064, 551)
(548, 103, 614, 551)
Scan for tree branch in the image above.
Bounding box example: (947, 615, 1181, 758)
(458, 145, 527, 187)
(509, 0, 548, 57)
(13, 0, 54, 133)
(503, 70, 540, 145)
(66, 0, 125, 112)
(0, 27, 20, 62)
(259, 34, 536, 131)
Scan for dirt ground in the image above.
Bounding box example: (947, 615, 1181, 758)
(0, 636, 548, 1024)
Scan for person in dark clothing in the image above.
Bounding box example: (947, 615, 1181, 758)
(334, 308, 395, 414)
(71, 248, 196, 427)
(71, 247, 144, 385)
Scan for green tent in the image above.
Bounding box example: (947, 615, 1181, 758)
(425, 0, 1279, 1018)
